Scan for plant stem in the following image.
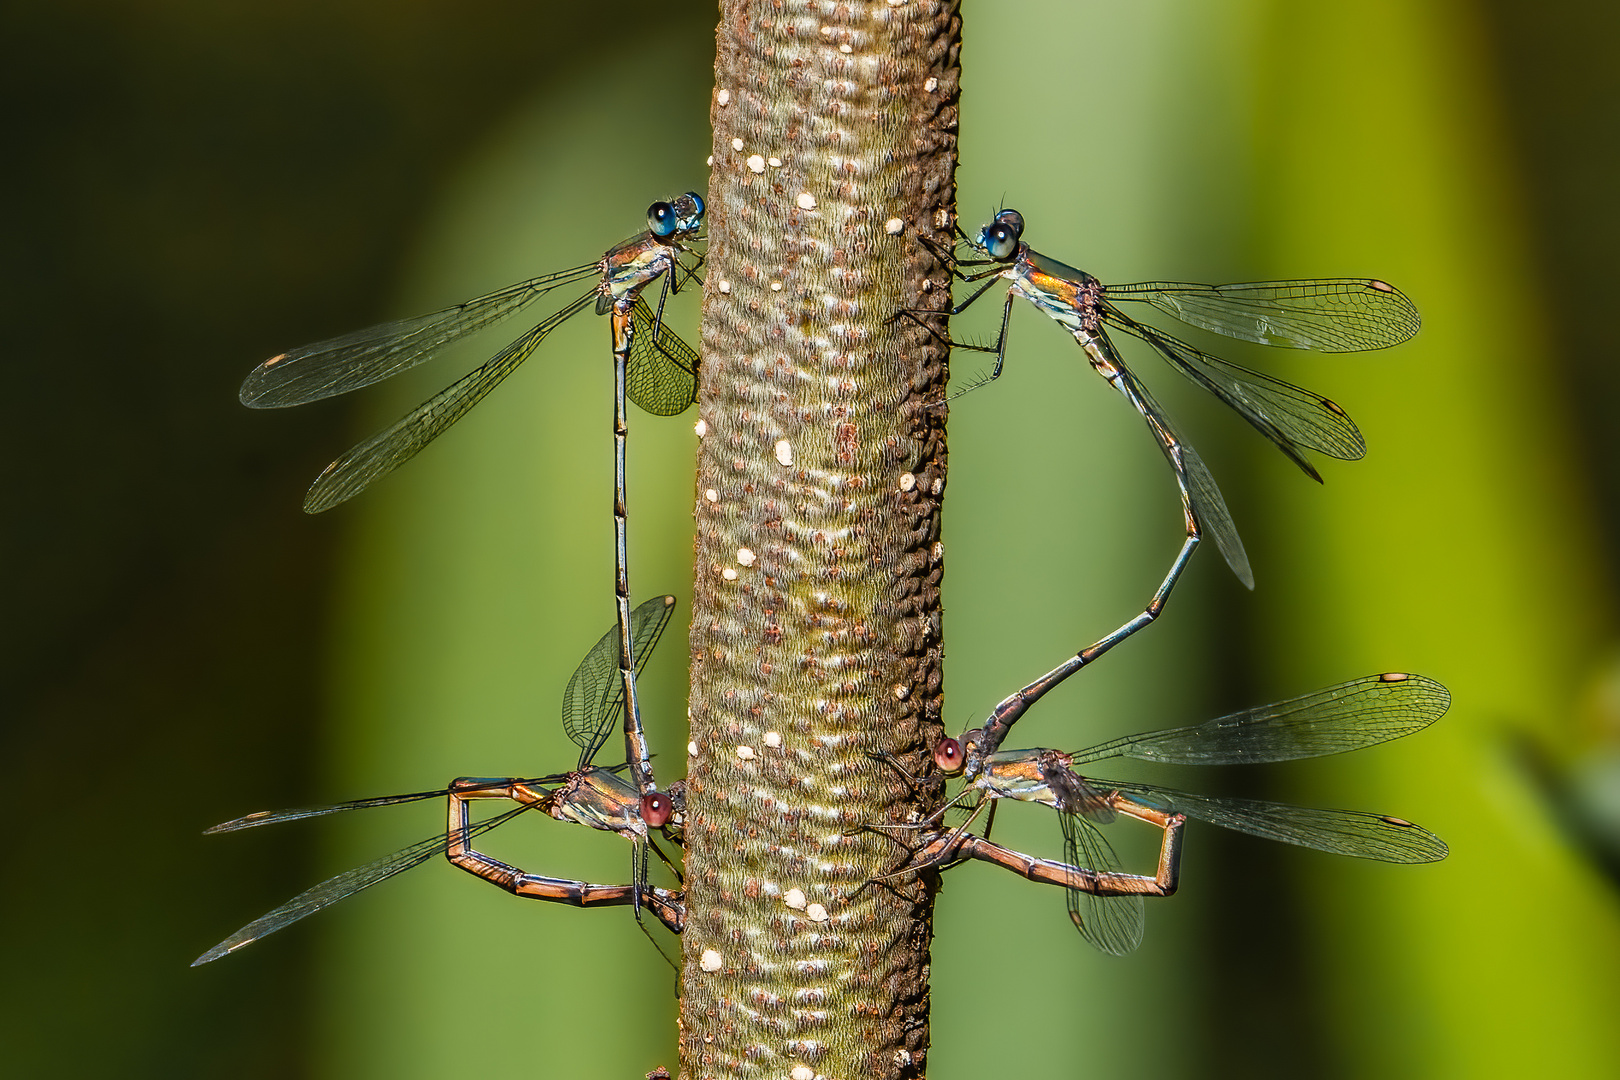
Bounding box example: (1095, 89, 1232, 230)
(679, 2, 960, 1076)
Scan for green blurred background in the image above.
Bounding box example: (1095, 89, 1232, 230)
(7, 0, 1620, 1076)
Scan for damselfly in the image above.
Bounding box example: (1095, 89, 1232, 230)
(241, 193, 705, 801)
(193, 595, 685, 965)
(241, 192, 705, 514)
(884, 672, 1449, 955)
(911, 210, 1419, 685)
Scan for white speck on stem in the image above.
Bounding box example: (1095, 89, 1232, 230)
(688, 741, 699, 757)
(737, 547, 756, 566)
(784, 888, 807, 910)
(898, 472, 915, 491)
(894, 684, 909, 700)
(705, 154, 713, 166)
(806, 903, 829, 922)
(925, 76, 938, 92)
(703, 489, 718, 503)
(763, 731, 782, 748)
(838, 43, 852, 53)
(718, 280, 731, 294)
(737, 745, 755, 760)
(717, 89, 731, 106)
(700, 949, 723, 972)
(721, 567, 738, 581)
(775, 440, 794, 466)
(694, 418, 707, 437)
(885, 217, 905, 235)
(791, 1068, 815, 1080)
(770, 281, 783, 291)
(768, 156, 782, 167)
(746, 154, 765, 174)
(731, 137, 744, 151)
(796, 192, 817, 210)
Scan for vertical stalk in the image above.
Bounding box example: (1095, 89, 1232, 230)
(679, 2, 960, 1077)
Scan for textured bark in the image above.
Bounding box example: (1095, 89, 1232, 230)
(678, 2, 960, 1078)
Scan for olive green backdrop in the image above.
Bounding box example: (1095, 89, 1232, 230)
(6, 1, 1619, 1077)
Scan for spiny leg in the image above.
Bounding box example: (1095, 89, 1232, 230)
(647, 833, 684, 885)
(941, 287, 1016, 398)
(631, 838, 680, 971)
(932, 819, 1184, 899)
(897, 286, 1017, 407)
(867, 794, 992, 883)
(673, 249, 706, 292)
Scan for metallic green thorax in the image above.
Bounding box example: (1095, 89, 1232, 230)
(547, 767, 648, 838)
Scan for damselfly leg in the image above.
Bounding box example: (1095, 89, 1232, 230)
(872, 674, 1450, 953)
(195, 598, 688, 966)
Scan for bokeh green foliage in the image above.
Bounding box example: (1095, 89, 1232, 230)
(328, 2, 1620, 1076)
(9, 0, 1620, 1077)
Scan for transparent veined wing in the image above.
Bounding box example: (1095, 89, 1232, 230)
(302, 290, 596, 513)
(1106, 781, 1448, 864)
(1058, 809, 1145, 956)
(626, 297, 699, 417)
(1108, 357, 1254, 588)
(202, 774, 577, 833)
(1103, 307, 1366, 480)
(241, 264, 599, 407)
(1070, 674, 1450, 767)
(561, 595, 677, 770)
(192, 803, 537, 965)
(1102, 279, 1420, 352)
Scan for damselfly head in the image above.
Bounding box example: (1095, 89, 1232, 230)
(641, 791, 673, 827)
(978, 208, 1024, 261)
(933, 737, 965, 775)
(649, 192, 707, 238)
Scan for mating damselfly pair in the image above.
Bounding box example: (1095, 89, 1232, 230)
(858, 207, 1442, 952)
(201, 195, 711, 964)
(198, 192, 1446, 966)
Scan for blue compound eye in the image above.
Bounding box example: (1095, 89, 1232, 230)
(984, 224, 1017, 260)
(983, 208, 1023, 260)
(648, 201, 678, 237)
(684, 191, 706, 221)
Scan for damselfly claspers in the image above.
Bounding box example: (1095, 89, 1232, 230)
(193, 595, 686, 965)
(909, 209, 1419, 679)
(879, 672, 1449, 955)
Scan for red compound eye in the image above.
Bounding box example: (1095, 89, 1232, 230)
(641, 792, 672, 827)
(934, 737, 964, 775)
